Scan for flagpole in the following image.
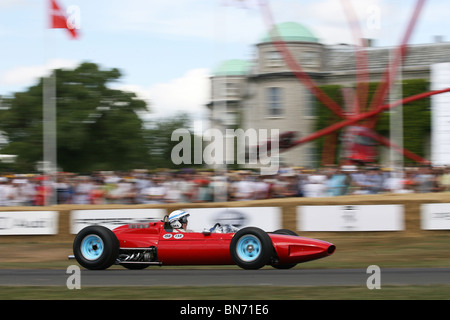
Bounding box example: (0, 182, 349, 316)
(43, 0, 58, 205)
(43, 0, 80, 205)
(42, 71, 57, 205)
(213, 1, 230, 202)
(388, 11, 404, 189)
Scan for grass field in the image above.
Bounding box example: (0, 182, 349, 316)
(1, 285, 450, 300)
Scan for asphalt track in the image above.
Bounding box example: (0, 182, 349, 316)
(1, 268, 450, 287)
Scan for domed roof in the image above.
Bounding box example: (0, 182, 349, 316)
(213, 59, 250, 76)
(260, 22, 319, 43)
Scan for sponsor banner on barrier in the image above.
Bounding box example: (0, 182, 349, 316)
(421, 203, 450, 230)
(297, 205, 404, 232)
(0, 211, 58, 235)
(182, 207, 282, 232)
(70, 209, 166, 233)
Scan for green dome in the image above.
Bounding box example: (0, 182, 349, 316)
(261, 22, 319, 43)
(213, 59, 250, 76)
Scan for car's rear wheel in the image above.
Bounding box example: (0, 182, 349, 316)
(270, 229, 298, 269)
(230, 227, 272, 270)
(122, 263, 149, 270)
(73, 226, 119, 270)
(271, 229, 298, 236)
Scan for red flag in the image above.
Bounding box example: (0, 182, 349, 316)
(49, 0, 79, 39)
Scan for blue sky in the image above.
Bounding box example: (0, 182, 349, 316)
(0, 0, 449, 128)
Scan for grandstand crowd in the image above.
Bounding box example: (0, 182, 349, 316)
(0, 165, 449, 206)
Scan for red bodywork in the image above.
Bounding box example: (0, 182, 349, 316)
(113, 221, 335, 267)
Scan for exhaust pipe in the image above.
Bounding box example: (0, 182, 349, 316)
(327, 245, 336, 255)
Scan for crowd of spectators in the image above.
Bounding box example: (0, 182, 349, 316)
(0, 165, 449, 206)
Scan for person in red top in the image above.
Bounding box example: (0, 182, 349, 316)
(34, 177, 51, 206)
(89, 181, 106, 204)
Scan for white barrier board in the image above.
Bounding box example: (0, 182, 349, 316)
(70, 208, 166, 233)
(421, 203, 450, 230)
(0, 211, 58, 235)
(297, 205, 404, 232)
(183, 207, 282, 232)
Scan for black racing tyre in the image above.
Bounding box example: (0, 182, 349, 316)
(73, 225, 119, 270)
(270, 229, 298, 269)
(122, 263, 149, 270)
(230, 227, 272, 270)
(271, 229, 298, 236)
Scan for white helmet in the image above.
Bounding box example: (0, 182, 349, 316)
(168, 210, 190, 229)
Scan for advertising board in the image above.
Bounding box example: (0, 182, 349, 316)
(421, 203, 450, 230)
(183, 207, 282, 232)
(0, 211, 58, 235)
(297, 205, 404, 232)
(70, 208, 166, 233)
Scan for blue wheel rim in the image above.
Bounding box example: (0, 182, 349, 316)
(81, 234, 104, 261)
(236, 235, 261, 262)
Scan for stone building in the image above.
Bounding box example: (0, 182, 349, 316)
(208, 21, 450, 169)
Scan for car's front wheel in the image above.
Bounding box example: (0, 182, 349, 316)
(73, 226, 119, 270)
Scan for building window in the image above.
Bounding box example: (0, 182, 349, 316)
(226, 82, 240, 97)
(213, 80, 240, 99)
(301, 51, 319, 67)
(266, 50, 283, 67)
(266, 87, 283, 116)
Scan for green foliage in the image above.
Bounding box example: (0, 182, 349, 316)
(144, 113, 202, 169)
(314, 85, 344, 166)
(376, 79, 431, 164)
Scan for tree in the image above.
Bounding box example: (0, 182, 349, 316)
(144, 113, 203, 169)
(0, 62, 150, 172)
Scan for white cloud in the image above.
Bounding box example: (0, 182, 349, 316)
(117, 68, 211, 127)
(147, 68, 210, 117)
(0, 59, 79, 87)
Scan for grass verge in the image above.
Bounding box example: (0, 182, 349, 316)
(1, 285, 450, 300)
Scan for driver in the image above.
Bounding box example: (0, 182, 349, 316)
(168, 210, 192, 232)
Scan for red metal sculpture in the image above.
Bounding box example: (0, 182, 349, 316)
(257, 0, 449, 165)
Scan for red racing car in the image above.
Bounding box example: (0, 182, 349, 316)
(70, 216, 335, 270)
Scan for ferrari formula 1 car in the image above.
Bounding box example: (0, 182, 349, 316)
(69, 216, 335, 270)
